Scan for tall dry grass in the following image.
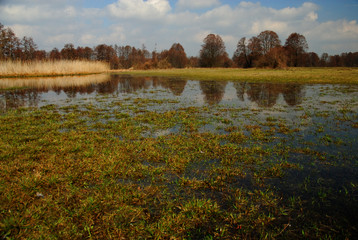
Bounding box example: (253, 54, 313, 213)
(0, 60, 110, 77)
(0, 74, 111, 90)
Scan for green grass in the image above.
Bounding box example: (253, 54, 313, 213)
(1, 82, 357, 239)
(113, 67, 358, 83)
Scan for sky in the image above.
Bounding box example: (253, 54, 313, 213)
(1, 0, 357, 57)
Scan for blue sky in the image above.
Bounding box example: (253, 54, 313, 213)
(82, 0, 358, 21)
(1, 0, 357, 56)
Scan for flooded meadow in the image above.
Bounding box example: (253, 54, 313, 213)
(1, 73, 358, 239)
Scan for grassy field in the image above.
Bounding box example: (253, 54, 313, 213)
(114, 67, 358, 84)
(0, 60, 110, 78)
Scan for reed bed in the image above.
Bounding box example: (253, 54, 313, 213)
(0, 60, 110, 77)
(0, 74, 110, 90)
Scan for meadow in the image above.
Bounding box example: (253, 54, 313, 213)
(116, 67, 358, 84)
(0, 60, 110, 78)
(0, 72, 358, 239)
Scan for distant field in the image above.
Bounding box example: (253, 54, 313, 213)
(2, 64, 357, 84)
(0, 60, 110, 77)
(114, 67, 358, 84)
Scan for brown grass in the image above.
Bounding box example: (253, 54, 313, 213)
(0, 60, 110, 77)
(0, 74, 111, 90)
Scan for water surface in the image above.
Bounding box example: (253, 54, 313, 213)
(2, 74, 357, 111)
(1, 74, 358, 235)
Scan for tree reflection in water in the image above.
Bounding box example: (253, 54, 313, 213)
(234, 82, 305, 107)
(0, 74, 111, 111)
(0, 75, 307, 112)
(199, 81, 228, 105)
(156, 78, 187, 96)
(117, 76, 187, 96)
(282, 84, 305, 106)
(234, 82, 247, 102)
(0, 90, 40, 111)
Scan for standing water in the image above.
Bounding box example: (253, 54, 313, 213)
(1, 73, 358, 238)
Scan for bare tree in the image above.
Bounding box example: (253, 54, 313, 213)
(0, 24, 21, 60)
(61, 43, 77, 60)
(21, 36, 37, 61)
(285, 33, 308, 66)
(49, 48, 61, 60)
(168, 43, 187, 68)
(256, 46, 287, 68)
(199, 34, 227, 67)
(320, 53, 329, 67)
(76, 46, 93, 60)
(257, 30, 281, 55)
(233, 36, 265, 68)
(94, 44, 119, 69)
(233, 37, 251, 68)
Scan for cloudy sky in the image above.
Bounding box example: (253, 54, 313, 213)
(1, 0, 357, 56)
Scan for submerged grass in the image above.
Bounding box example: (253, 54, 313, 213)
(0, 60, 110, 78)
(1, 78, 358, 239)
(114, 67, 358, 84)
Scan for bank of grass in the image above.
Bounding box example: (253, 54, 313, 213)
(0, 60, 110, 78)
(114, 67, 358, 84)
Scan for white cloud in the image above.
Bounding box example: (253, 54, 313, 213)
(64, 6, 76, 17)
(176, 0, 220, 10)
(221, 34, 236, 47)
(47, 33, 76, 46)
(194, 30, 212, 43)
(201, 5, 235, 27)
(97, 25, 126, 44)
(80, 34, 96, 44)
(305, 12, 318, 22)
(9, 24, 30, 37)
(0, 5, 52, 22)
(305, 19, 358, 53)
(276, 2, 319, 20)
(250, 20, 289, 35)
(1, 1, 357, 56)
(107, 0, 171, 20)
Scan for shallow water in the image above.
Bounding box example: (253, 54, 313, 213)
(1, 74, 358, 110)
(1, 74, 358, 155)
(1, 73, 358, 237)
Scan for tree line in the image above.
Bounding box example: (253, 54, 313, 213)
(1, 22, 357, 69)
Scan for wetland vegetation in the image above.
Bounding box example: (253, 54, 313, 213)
(0, 60, 110, 78)
(1, 74, 358, 239)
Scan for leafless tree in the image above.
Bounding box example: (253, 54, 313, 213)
(199, 34, 228, 67)
(285, 33, 308, 66)
(257, 30, 281, 55)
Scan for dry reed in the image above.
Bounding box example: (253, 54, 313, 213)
(0, 60, 110, 77)
(0, 73, 111, 89)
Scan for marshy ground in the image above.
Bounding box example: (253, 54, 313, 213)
(1, 72, 358, 239)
